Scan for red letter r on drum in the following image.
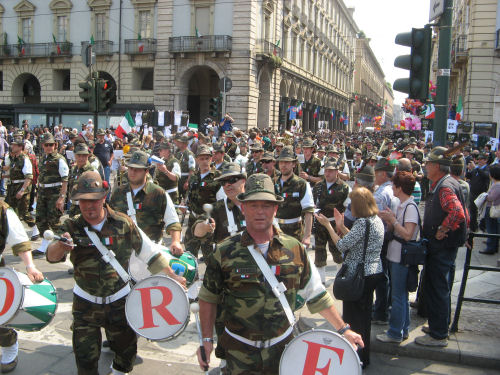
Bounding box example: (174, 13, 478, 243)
(136, 286, 182, 329)
(301, 340, 345, 375)
(0, 278, 15, 316)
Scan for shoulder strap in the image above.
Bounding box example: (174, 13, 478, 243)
(126, 191, 137, 223)
(401, 202, 422, 233)
(224, 198, 239, 235)
(84, 227, 130, 283)
(360, 219, 370, 269)
(247, 245, 295, 327)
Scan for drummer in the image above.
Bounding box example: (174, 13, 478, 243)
(0, 200, 43, 373)
(196, 173, 363, 374)
(46, 171, 185, 375)
(109, 150, 183, 255)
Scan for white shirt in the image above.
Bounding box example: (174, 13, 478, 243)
(58, 158, 69, 177)
(386, 197, 420, 263)
(6, 208, 29, 246)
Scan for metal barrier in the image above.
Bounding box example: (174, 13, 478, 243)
(450, 232, 500, 333)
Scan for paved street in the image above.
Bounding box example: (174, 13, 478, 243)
(0, 212, 498, 374)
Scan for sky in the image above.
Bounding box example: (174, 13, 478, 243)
(343, 0, 430, 107)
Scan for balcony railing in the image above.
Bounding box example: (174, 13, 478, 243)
(0, 42, 73, 58)
(169, 35, 232, 53)
(256, 39, 283, 58)
(125, 38, 157, 55)
(81, 40, 114, 55)
(454, 34, 468, 55)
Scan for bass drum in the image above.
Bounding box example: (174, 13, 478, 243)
(279, 329, 362, 375)
(125, 275, 189, 341)
(0, 267, 57, 331)
(129, 244, 198, 286)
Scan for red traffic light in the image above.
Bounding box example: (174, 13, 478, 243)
(103, 82, 108, 90)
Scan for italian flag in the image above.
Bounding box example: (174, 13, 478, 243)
(102, 237, 113, 245)
(297, 101, 303, 117)
(115, 111, 136, 139)
(456, 96, 463, 121)
(313, 106, 319, 119)
(196, 28, 202, 38)
(135, 203, 142, 209)
(17, 36, 25, 56)
(90, 35, 95, 45)
(273, 40, 280, 56)
(201, 181, 207, 187)
(137, 33, 144, 53)
(271, 265, 281, 275)
(425, 104, 436, 119)
(52, 34, 61, 55)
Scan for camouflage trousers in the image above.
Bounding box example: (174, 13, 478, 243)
(314, 223, 343, 266)
(0, 328, 16, 347)
(36, 187, 63, 235)
(220, 330, 292, 375)
(184, 215, 213, 259)
(6, 184, 35, 227)
(178, 176, 189, 201)
(278, 221, 303, 242)
(72, 295, 137, 375)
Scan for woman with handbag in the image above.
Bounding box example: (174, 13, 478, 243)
(376, 171, 420, 343)
(314, 187, 384, 369)
(483, 164, 500, 254)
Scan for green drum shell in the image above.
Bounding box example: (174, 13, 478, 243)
(166, 249, 198, 287)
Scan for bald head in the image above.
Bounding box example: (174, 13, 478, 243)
(397, 158, 412, 172)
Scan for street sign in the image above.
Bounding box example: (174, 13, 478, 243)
(219, 77, 232, 92)
(429, 0, 445, 22)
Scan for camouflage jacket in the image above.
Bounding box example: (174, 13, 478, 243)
(345, 146, 355, 160)
(198, 227, 333, 340)
(0, 201, 31, 256)
(276, 174, 315, 219)
(53, 205, 169, 297)
(212, 160, 230, 172)
(155, 155, 180, 192)
(175, 149, 195, 178)
(300, 156, 322, 178)
(245, 160, 264, 176)
(186, 170, 221, 216)
(8, 153, 32, 190)
(110, 181, 181, 243)
(39, 152, 69, 184)
(312, 178, 349, 217)
(225, 142, 238, 159)
(192, 198, 246, 245)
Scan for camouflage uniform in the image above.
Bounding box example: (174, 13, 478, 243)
(0, 201, 32, 350)
(110, 180, 181, 243)
(199, 228, 333, 375)
(154, 153, 181, 205)
(5, 148, 34, 227)
(312, 173, 349, 266)
(36, 134, 69, 236)
(175, 147, 195, 200)
(184, 169, 221, 258)
(225, 141, 238, 160)
(245, 159, 264, 176)
(67, 161, 96, 217)
(300, 155, 322, 181)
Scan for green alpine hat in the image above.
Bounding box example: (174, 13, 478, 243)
(215, 162, 246, 181)
(196, 144, 212, 157)
(302, 138, 316, 149)
(11, 136, 24, 146)
(260, 151, 275, 162)
(96, 128, 105, 136)
(74, 143, 90, 155)
(374, 157, 396, 172)
(125, 150, 151, 169)
(213, 142, 225, 152)
(237, 173, 283, 203)
(158, 141, 173, 151)
(324, 157, 339, 170)
(425, 146, 452, 166)
(71, 171, 109, 201)
(355, 165, 375, 183)
(276, 145, 297, 161)
(175, 134, 189, 143)
(250, 143, 264, 152)
(41, 133, 56, 144)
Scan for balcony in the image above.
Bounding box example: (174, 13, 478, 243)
(81, 40, 114, 55)
(0, 42, 73, 59)
(256, 39, 283, 59)
(453, 34, 468, 64)
(169, 35, 232, 54)
(125, 38, 157, 55)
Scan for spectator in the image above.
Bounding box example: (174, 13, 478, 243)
(466, 153, 490, 231)
(482, 164, 500, 254)
(377, 171, 419, 343)
(219, 113, 233, 133)
(315, 187, 384, 369)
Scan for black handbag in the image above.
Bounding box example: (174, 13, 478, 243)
(407, 265, 420, 292)
(333, 220, 370, 301)
(394, 203, 428, 266)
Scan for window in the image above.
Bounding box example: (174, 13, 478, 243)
(132, 68, 154, 90)
(95, 13, 105, 41)
(138, 10, 151, 38)
(57, 15, 68, 41)
(0, 71, 3, 91)
(22, 18, 31, 43)
(195, 6, 210, 36)
(53, 69, 70, 91)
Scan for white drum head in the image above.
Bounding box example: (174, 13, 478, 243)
(0, 268, 24, 326)
(279, 329, 362, 375)
(125, 275, 189, 341)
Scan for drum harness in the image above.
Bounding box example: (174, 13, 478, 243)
(72, 228, 132, 305)
(126, 191, 138, 224)
(224, 244, 295, 349)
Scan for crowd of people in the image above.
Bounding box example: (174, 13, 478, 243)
(0, 114, 498, 374)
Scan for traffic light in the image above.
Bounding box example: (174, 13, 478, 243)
(393, 25, 432, 100)
(96, 79, 113, 112)
(208, 95, 221, 118)
(78, 78, 96, 112)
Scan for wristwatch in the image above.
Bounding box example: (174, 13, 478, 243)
(337, 323, 351, 335)
(202, 337, 214, 343)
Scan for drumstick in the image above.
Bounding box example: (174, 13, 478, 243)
(202, 204, 213, 225)
(190, 302, 209, 373)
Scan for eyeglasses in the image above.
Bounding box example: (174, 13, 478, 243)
(261, 160, 273, 164)
(43, 143, 55, 147)
(221, 176, 242, 185)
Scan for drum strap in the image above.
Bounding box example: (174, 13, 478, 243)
(224, 198, 239, 235)
(84, 227, 131, 284)
(126, 192, 137, 224)
(247, 245, 295, 327)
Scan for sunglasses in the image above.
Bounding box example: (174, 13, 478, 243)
(221, 176, 242, 185)
(252, 150, 262, 154)
(261, 160, 273, 164)
(43, 143, 55, 146)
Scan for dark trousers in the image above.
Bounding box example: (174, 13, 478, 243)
(423, 243, 458, 340)
(342, 273, 383, 368)
(373, 241, 390, 322)
(469, 194, 479, 232)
